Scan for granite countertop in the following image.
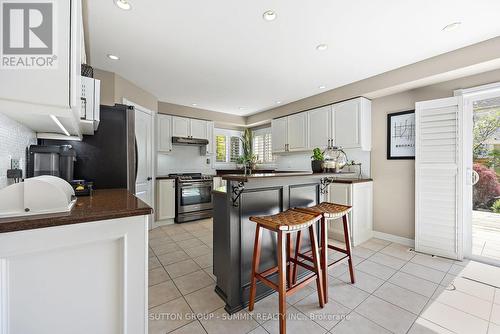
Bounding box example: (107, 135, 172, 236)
(156, 176, 177, 180)
(0, 189, 153, 233)
(221, 172, 372, 183)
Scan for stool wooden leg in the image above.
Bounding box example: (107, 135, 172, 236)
(309, 225, 325, 308)
(320, 217, 328, 303)
(342, 215, 355, 284)
(277, 230, 287, 334)
(248, 225, 262, 311)
(292, 230, 302, 285)
(287, 233, 292, 288)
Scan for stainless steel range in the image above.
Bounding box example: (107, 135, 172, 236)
(169, 173, 213, 223)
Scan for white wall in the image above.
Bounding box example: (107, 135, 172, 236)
(0, 113, 36, 188)
(275, 148, 371, 177)
(157, 145, 214, 175)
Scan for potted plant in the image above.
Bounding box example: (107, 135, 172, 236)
(238, 129, 258, 172)
(311, 148, 324, 173)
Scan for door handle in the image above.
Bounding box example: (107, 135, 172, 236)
(147, 177, 152, 181)
(471, 169, 479, 186)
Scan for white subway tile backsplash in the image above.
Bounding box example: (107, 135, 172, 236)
(0, 113, 36, 188)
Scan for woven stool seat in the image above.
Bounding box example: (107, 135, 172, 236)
(295, 202, 351, 219)
(250, 209, 321, 231)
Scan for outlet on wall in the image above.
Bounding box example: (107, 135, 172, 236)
(11, 158, 20, 169)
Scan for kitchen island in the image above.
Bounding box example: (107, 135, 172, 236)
(0, 189, 152, 334)
(212, 172, 372, 313)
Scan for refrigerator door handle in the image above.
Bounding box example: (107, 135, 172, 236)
(134, 137, 138, 183)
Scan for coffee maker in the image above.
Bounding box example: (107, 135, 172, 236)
(27, 145, 76, 182)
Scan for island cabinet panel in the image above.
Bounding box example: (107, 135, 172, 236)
(213, 176, 329, 314)
(0, 215, 149, 334)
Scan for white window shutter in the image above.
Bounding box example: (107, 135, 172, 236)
(415, 96, 464, 260)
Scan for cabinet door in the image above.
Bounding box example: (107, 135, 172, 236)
(327, 183, 353, 241)
(308, 106, 332, 150)
(172, 116, 190, 137)
(157, 179, 175, 220)
(271, 118, 287, 153)
(0, 1, 71, 108)
(190, 119, 208, 139)
(333, 99, 360, 148)
(287, 112, 308, 151)
(157, 114, 172, 152)
(205, 121, 214, 155)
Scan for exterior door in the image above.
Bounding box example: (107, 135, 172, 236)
(134, 107, 153, 207)
(415, 96, 464, 260)
(460, 83, 500, 265)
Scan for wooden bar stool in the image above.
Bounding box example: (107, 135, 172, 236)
(294, 202, 354, 302)
(248, 209, 325, 334)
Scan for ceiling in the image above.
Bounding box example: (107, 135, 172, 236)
(86, 0, 500, 116)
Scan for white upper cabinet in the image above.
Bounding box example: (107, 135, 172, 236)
(308, 105, 332, 150)
(0, 0, 82, 136)
(272, 97, 371, 154)
(333, 97, 371, 150)
(190, 119, 208, 139)
(172, 116, 190, 137)
(287, 112, 308, 151)
(271, 117, 288, 153)
(157, 114, 172, 153)
(205, 121, 214, 155)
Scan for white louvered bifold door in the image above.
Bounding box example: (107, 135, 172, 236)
(415, 96, 464, 260)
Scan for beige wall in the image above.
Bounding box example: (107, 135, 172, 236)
(94, 69, 159, 112)
(372, 68, 500, 239)
(158, 102, 246, 128)
(246, 36, 500, 126)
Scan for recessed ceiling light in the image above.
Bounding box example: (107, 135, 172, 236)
(107, 54, 119, 60)
(319, 85, 326, 89)
(239, 107, 245, 110)
(191, 103, 197, 107)
(276, 101, 282, 104)
(316, 44, 328, 51)
(262, 10, 277, 21)
(114, 0, 131, 10)
(442, 22, 461, 32)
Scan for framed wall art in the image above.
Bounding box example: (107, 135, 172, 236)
(387, 110, 415, 159)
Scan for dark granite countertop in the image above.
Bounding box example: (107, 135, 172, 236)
(221, 172, 372, 183)
(156, 176, 177, 180)
(0, 189, 153, 233)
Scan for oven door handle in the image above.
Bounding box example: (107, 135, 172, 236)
(180, 183, 212, 188)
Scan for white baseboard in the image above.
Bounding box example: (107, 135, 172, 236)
(372, 231, 415, 247)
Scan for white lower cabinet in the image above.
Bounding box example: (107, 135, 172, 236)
(213, 176, 227, 190)
(327, 181, 373, 246)
(156, 179, 176, 220)
(0, 215, 149, 334)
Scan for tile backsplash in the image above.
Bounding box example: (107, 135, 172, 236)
(157, 145, 215, 175)
(0, 113, 36, 188)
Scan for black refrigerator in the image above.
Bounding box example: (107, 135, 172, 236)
(39, 104, 137, 192)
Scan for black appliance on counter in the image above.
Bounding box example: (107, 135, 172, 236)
(38, 104, 137, 192)
(27, 144, 76, 182)
(169, 173, 213, 223)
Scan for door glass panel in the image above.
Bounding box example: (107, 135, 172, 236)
(471, 96, 500, 261)
(181, 186, 212, 206)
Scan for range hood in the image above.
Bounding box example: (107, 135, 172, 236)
(172, 136, 209, 146)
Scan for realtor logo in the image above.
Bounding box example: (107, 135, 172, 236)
(1, 0, 57, 68)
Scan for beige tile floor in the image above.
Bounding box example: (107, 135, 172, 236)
(472, 210, 500, 262)
(148, 218, 500, 334)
